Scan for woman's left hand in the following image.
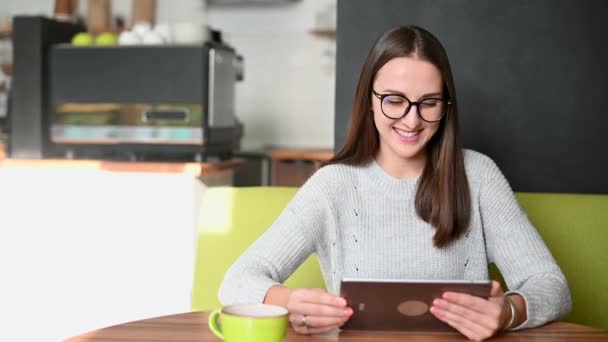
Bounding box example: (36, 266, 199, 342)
(430, 280, 511, 341)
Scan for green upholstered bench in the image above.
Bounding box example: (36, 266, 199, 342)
(191, 187, 324, 312)
(192, 187, 608, 329)
(512, 193, 608, 329)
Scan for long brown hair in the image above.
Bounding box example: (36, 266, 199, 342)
(327, 25, 470, 248)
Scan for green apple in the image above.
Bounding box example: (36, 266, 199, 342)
(71, 32, 94, 46)
(95, 32, 119, 46)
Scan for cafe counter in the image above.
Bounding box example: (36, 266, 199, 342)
(0, 145, 243, 340)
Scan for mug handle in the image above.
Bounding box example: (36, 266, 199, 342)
(208, 309, 224, 340)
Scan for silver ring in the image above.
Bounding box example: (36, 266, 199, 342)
(301, 314, 308, 327)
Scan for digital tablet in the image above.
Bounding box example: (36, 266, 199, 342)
(340, 278, 492, 331)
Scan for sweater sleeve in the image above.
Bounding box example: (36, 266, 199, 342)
(218, 170, 333, 305)
(479, 160, 572, 329)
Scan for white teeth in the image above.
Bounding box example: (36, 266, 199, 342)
(395, 128, 420, 138)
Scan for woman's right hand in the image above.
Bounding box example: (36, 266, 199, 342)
(286, 288, 353, 335)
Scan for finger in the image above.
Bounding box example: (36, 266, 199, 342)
(292, 324, 308, 335)
(489, 280, 504, 298)
(303, 315, 348, 329)
(296, 289, 346, 307)
(304, 323, 343, 335)
(487, 281, 507, 309)
(442, 291, 500, 315)
(291, 320, 343, 336)
(295, 303, 352, 318)
(432, 300, 486, 331)
(432, 308, 487, 341)
(289, 313, 305, 327)
(433, 298, 500, 332)
(301, 309, 353, 328)
(430, 304, 494, 337)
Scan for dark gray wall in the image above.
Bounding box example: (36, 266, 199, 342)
(335, 0, 608, 194)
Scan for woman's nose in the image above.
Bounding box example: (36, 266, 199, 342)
(399, 104, 421, 127)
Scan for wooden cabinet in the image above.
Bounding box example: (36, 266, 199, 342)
(270, 149, 333, 187)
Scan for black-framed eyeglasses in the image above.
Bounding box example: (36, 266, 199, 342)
(372, 90, 451, 122)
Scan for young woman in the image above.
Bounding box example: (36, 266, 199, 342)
(218, 26, 571, 341)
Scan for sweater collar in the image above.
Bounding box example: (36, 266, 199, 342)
(362, 158, 420, 192)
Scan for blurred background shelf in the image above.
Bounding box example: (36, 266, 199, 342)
(309, 27, 336, 38)
(0, 26, 10, 38)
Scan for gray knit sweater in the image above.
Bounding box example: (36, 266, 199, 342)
(218, 149, 571, 329)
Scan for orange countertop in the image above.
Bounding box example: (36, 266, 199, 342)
(0, 158, 244, 176)
(0, 142, 244, 177)
(269, 148, 334, 162)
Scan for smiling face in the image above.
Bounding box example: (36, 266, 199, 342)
(372, 56, 445, 177)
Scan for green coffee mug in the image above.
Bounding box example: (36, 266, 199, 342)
(208, 303, 288, 341)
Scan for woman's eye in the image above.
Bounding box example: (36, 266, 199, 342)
(422, 100, 440, 107)
(385, 97, 405, 105)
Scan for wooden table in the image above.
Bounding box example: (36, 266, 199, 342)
(67, 311, 608, 341)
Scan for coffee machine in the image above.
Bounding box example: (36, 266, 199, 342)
(9, 16, 243, 161)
